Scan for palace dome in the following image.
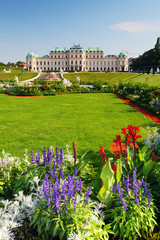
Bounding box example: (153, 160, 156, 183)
(27, 52, 38, 58)
(119, 51, 127, 57)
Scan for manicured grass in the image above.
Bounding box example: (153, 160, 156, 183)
(0, 93, 157, 159)
(0, 72, 38, 82)
(63, 72, 160, 86)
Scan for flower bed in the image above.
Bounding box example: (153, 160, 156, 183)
(1, 126, 160, 239)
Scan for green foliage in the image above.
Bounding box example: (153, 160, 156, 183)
(97, 158, 115, 208)
(31, 195, 113, 240)
(106, 181, 157, 239)
(131, 47, 160, 72)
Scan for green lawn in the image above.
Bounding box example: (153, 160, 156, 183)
(0, 93, 157, 159)
(0, 72, 38, 82)
(63, 72, 160, 86)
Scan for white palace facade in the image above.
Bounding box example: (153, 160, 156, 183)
(26, 45, 128, 72)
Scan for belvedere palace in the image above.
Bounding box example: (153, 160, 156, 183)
(26, 45, 128, 72)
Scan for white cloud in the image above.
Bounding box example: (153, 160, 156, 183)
(110, 22, 160, 33)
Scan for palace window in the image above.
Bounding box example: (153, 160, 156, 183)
(93, 55, 95, 58)
(37, 62, 38, 65)
(97, 67, 99, 71)
(58, 56, 60, 58)
(51, 61, 53, 65)
(58, 62, 60, 65)
(101, 55, 103, 58)
(71, 55, 73, 58)
(79, 61, 82, 64)
(44, 67, 46, 71)
(44, 62, 46, 65)
(93, 61, 95, 66)
(48, 62, 49, 65)
(55, 56, 56, 58)
(97, 55, 99, 58)
(51, 67, 53, 70)
(66, 62, 67, 65)
(71, 61, 73, 64)
(40, 62, 42, 65)
(55, 62, 57, 65)
(97, 61, 99, 65)
(108, 61, 110, 65)
(48, 67, 50, 70)
(80, 55, 81, 58)
(75, 61, 77, 64)
(75, 55, 77, 58)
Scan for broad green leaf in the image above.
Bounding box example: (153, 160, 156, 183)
(116, 158, 122, 183)
(97, 187, 113, 208)
(100, 159, 114, 191)
(143, 160, 154, 177)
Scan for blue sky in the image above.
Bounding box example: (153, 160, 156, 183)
(1, 0, 160, 63)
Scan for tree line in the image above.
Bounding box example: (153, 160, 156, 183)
(130, 46, 160, 73)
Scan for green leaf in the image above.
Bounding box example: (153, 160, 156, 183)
(116, 158, 122, 183)
(100, 159, 114, 191)
(143, 160, 154, 177)
(97, 187, 113, 208)
(154, 162, 160, 170)
(0, 181, 5, 186)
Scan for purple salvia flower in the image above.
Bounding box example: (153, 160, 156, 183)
(112, 183, 117, 193)
(85, 186, 92, 204)
(132, 167, 137, 189)
(42, 147, 47, 166)
(74, 168, 77, 176)
(60, 148, 63, 164)
(132, 168, 139, 205)
(31, 151, 35, 164)
(117, 187, 128, 210)
(125, 175, 130, 196)
(55, 147, 60, 164)
(122, 177, 125, 185)
(123, 201, 128, 210)
(47, 198, 51, 206)
(117, 181, 121, 190)
(138, 180, 143, 188)
(142, 181, 147, 197)
(73, 196, 77, 211)
(54, 195, 61, 213)
(83, 220, 87, 228)
(60, 163, 64, 179)
(47, 147, 52, 163)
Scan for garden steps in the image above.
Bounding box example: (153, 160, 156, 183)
(37, 73, 62, 81)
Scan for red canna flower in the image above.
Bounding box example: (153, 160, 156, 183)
(73, 141, 77, 165)
(152, 152, 160, 162)
(100, 146, 107, 166)
(112, 164, 117, 175)
(115, 135, 122, 145)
